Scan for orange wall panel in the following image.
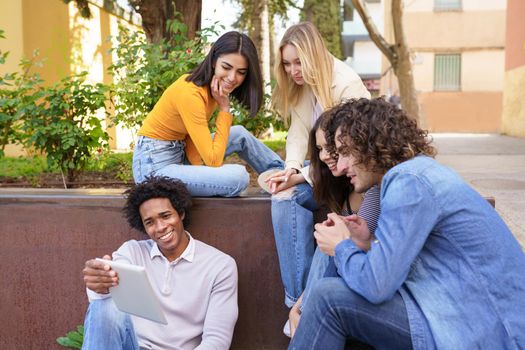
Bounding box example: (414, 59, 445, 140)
(420, 92, 502, 132)
(505, 0, 525, 70)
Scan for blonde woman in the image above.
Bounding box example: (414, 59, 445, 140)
(262, 22, 370, 309)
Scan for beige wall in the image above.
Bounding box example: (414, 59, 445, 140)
(404, 11, 506, 50)
(462, 51, 505, 91)
(22, 0, 72, 83)
(501, 0, 525, 137)
(1, 1, 80, 82)
(405, 0, 506, 12)
(502, 66, 525, 137)
(420, 91, 502, 132)
(0, 1, 24, 74)
(412, 52, 434, 92)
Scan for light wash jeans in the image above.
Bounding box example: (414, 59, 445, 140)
(82, 298, 140, 350)
(300, 246, 330, 311)
(271, 182, 318, 307)
(288, 278, 412, 350)
(132, 125, 284, 197)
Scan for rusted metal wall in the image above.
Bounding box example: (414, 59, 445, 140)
(0, 190, 289, 349)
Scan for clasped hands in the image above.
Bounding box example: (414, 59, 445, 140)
(314, 213, 373, 256)
(264, 168, 304, 194)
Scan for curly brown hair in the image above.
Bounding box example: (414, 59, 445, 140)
(123, 176, 192, 234)
(333, 97, 436, 173)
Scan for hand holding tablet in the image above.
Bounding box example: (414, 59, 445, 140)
(95, 258, 168, 325)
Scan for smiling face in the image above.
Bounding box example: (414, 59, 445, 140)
(281, 44, 304, 85)
(316, 128, 344, 177)
(139, 197, 188, 261)
(335, 128, 383, 193)
(213, 53, 248, 94)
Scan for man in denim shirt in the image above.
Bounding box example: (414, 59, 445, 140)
(289, 98, 525, 349)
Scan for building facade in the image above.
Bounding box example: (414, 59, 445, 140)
(383, 0, 507, 132)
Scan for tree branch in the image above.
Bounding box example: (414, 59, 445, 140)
(391, 0, 406, 55)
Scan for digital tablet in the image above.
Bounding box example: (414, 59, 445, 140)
(96, 258, 168, 325)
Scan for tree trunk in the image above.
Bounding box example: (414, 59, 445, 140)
(301, 0, 343, 58)
(128, 0, 202, 43)
(352, 0, 422, 123)
(391, 0, 420, 123)
(175, 0, 202, 39)
(246, 0, 271, 92)
(128, 0, 174, 44)
(269, 15, 276, 80)
(260, 1, 271, 93)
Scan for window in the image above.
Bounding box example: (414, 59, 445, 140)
(434, 54, 461, 91)
(434, 0, 462, 11)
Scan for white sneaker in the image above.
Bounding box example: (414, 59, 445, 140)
(283, 319, 291, 338)
(257, 168, 281, 194)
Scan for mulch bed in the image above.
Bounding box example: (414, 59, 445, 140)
(0, 171, 130, 189)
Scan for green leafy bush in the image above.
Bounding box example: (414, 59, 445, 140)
(56, 325, 83, 349)
(86, 151, 133, 182)
(230, 85, 284, 138)
(0, 29, 45, 156)
(108, 19, 282, 137)
(21, 72, 110, 182)
(108, 19, 213, 130)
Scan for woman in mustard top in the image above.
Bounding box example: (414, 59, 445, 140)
(133, 31, 283, 197)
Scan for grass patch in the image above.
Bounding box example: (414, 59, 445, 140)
(262, 131, 286, 152)
(0, 152, 134, 183)
(0, 156, 55, 178)
(86, 152, 133, 182)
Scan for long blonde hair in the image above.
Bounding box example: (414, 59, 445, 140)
(272, 22, 334, 126)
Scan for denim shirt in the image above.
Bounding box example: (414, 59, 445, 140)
(334, 156, 525, 349)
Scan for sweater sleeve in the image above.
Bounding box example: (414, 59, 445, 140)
(195, 257, 238, 350)
(334, 172, 439, 304)
(334, 58, 371, 101)
(176, 86, 232, 167)
(285, 113, 309, 170)
(184, 136, 203, 165)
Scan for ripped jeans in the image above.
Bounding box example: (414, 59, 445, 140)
(271, 182, 318, 307)
(132, 125, 283, 197)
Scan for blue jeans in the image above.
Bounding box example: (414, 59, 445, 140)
(300, 246, 330, 311)
(271, 182, 318, 307)
(82, 298, 139, 350)
(132, 125, 284, 197)
(288, 278, 412, 350)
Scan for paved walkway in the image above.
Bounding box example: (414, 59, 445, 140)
(432, 133, 525, 247)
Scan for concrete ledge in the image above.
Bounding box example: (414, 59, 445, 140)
(0, 189, 289, 350)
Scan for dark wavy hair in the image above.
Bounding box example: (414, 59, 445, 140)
(122, 176, 192, 234)
(334, 97, 436, 173)
(186, 31, 263, 117)
(308, 110, 353, 213)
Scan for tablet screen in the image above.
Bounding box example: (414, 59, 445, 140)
(96, 258, 168, 325)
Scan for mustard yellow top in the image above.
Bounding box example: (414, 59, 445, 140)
(138, 74, 233, 167)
